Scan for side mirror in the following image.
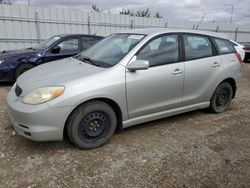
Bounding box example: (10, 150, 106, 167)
(51, 46, 61, 54)
(127, 60, 149, 71)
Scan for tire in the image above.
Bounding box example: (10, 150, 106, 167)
(209, 82, 233, 113)
(14, 64, 34, 80)
(244, 54, 249, 63)
(67, 101, 117, 149)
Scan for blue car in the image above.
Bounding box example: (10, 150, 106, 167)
(0, 34, 103, 82)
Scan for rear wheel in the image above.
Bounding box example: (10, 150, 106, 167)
(209, 82, 233, 113)
(14, 64, 34, 80)
(67, 101, 117, 149)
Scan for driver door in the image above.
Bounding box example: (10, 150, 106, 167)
(126, 34, 184, 119)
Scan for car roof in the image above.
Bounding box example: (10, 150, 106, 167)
(55, 34, 103, 38)
(120, 28, 228, 39)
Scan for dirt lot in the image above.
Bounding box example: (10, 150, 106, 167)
(0, 63, 250, 188)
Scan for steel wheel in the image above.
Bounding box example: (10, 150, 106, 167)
(210, 82, 233, 113)
(78, 112, 109, 140)
(67, 101, 117, 149)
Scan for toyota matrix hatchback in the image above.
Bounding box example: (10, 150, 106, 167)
(7, 28, 242, 149)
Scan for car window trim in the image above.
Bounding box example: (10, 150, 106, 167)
(135, 32, 182, 67)
(180, 33, 217, 62)
(211, 37, 236, 55)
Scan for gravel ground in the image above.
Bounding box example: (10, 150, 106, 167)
(0, 63, 250, 188)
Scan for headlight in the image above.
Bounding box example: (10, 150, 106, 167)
(0, 60, 4, 65)
(22, 86, 64, 105)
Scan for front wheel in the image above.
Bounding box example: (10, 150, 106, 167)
(67, 101, 117, 149)
(14, 64, 34, 80)
(209, 82, 233, 113)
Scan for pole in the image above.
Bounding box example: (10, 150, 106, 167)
(130, 18, 133, 29)
(224, 4, 234, 24)
(196, 12, 207, 30)
(88, 14, 91, 34)
(235, 27, 238, 41)
(35, 12, 41, 43)
(230, 5, 234, 24)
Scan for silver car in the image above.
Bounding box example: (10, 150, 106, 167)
(7, 28, 242, 149)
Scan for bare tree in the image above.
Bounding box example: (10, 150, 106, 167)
(136, 8, 150, 17)
(154, 11, 162, 18)
(91, 4, 100, 12)
(0, 0, 12, 5)
(119, 9, 134, 16)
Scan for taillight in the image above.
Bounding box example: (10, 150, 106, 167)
(235, 53, 242, 64)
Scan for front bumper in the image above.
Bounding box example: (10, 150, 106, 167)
(7, 86, 74, 141)
(0, 67, 15, 82)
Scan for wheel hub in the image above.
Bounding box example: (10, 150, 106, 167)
(80, 112, 108, 138)
(216, 88, 229, 107)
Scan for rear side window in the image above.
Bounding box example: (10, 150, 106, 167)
(81, 37, 101, 50)
(214, 38, 235, 54)
(230, 41, 238, 47)
(183, 35, 213, 60)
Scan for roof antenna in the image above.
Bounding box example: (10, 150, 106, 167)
(196, 12, 207, 30)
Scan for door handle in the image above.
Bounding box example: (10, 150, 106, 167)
(212, 62, 220, 67)
(172, 69, 183, 75)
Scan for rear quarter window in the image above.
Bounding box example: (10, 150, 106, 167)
(214, 38, 235, 54)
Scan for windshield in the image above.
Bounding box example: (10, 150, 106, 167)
(78, 34, 145, 67)
(33, 36, 61, 50)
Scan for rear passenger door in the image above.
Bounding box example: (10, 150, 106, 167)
(182, 34, 223, 106)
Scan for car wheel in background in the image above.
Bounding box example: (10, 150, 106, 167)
(209, 82, 233, 113)
(67, 101, 117, 149)
(14, 64, 34, 80)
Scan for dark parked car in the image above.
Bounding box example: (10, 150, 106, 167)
(243, 43, 250, 62)
(0, 34, 103, 82)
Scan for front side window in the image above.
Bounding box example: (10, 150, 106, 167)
(58, 38, 79, 50)
(183, 35, 213, 60)
(34, 36, 61, 50)
(79, 34, 145, 67)
(137, 35, 179, 67)
(214, 38, 235, 54)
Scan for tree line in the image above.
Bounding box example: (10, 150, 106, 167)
(92, 4, 162, 18)
(0, 2, 162, 18)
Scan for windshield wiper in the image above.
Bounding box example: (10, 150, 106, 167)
(80, 56, 103, 67)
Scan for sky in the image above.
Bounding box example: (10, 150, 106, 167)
(11, 0, 250, 25)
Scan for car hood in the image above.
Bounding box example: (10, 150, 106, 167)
(0, 48, 41, 59)
(16, 57, 106, 95)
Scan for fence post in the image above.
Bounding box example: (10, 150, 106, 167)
(215, 26, 219, 32)
(165, 22, 168, 28)
(130, 17, 134, 29)
(35, 12, 41, 42)
(88, 14, 91, 34)
(235, 27, 238, 41)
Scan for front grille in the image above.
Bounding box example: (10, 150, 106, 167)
(15, 84, 22, 97)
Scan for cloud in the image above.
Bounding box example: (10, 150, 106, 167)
(12, 0, 250, 24)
